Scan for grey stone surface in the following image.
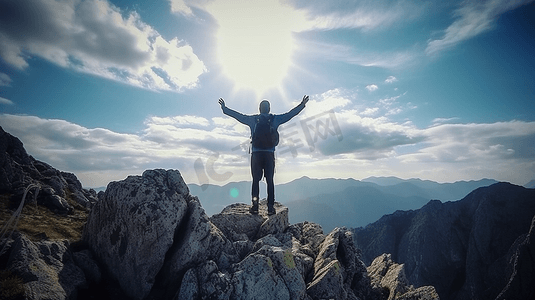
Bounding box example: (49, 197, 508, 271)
(82, 169, 190, 299)
(6, 233, 87, 300)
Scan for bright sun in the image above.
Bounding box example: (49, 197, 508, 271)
(208, 0, 306, 96)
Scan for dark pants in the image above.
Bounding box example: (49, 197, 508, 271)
(251, 151, 275, 207)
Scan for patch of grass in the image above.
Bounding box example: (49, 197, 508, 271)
(0, 270, 25, 300)
(0, 193, 88, 242)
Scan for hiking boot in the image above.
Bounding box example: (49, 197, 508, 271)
(267, 205, 276, 215)
(249, 197, 259, 214)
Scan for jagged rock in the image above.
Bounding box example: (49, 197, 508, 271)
(368, 253, 439, 300)
(308, 259, 348, 300)
(354, 182, 535, 300)
(40, 186, 73, 214)
(210, 203, 265, 241)
(6, 233, 87, 300)
(176, 260, 233, 300)
(0, 126, 93, 213)
(0, 126, 33, 192)
(496, 214, 535, 300)
(255, 245, 307, 300)
(156, 194, 239, 298)
(307, 227, 372, 300)
(209, 200, 289, 241)
(61, 171, 96, 207)
(82, 169, 190, 300)
(231, 253, 291, 300)
(176, 268, 200, 300)
(287, 221, 326, 258)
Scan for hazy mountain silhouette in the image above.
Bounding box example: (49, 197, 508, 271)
(189, 176, 498, 231)
(287, 185, 429, 232)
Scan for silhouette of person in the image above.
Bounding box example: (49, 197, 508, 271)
(219, 95, 309, 215)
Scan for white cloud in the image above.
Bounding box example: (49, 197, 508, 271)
(168, 0, 193, 15)
(286, 89, 424, 159)
(2, 104, 534, 188)
(366, 84, 378, 92)
(146, 115, 210, 127)
(361, 107, 379, 116)
(0, 97, 14, 105)
(426, 0, 533, 55)
(0, 73, 12, 86)
(0, 113, 245, 187)
(379, 95, 400, 106)
(403, 121, 535, 164)
(385, 76, 398, 83)
(301, 88, 352, 117)
(212, 117, 237, 128)
(432, 117, 460, 125)
(0, 0, 206, 91)
(302, 41, 418, 69)
(293, 0, 424, 31)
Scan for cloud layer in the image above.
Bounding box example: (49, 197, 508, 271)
(2, 86, 534, 187)
(0, 0, 206, 91)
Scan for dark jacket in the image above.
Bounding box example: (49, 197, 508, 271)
(222, 102, 306, 152)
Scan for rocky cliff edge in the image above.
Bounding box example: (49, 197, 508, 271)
(2, 169, 439, 300)
(81, 169, 439, 300)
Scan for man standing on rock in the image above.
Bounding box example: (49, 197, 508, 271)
(218, 95, 309, 215)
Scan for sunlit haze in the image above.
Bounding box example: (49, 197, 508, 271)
(209, 0, 307, 95)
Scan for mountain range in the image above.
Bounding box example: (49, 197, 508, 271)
(189, 176, 500, 231)
(352, 182, 535, 300)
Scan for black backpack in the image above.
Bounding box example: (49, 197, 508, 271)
(252, 114, 279, 149)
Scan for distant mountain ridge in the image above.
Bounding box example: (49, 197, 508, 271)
(189, 176, 499, 230)
(352, 182, 535, 300)
(362, 176, 499, 198)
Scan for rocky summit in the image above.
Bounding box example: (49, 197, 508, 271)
(1, 165, 439, 299)
(80, 169, 438, 300)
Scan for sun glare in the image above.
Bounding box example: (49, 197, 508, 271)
(208, 0, 306, 96)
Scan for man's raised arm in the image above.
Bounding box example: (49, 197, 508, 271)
(218, 98, 250, 125)
(276, 95, 309, 125)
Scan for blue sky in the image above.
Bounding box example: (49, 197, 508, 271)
(0, 0, 534, 188)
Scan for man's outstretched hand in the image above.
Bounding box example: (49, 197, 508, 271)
(218, 98, 225, 109)
(301, 95, 309, 106)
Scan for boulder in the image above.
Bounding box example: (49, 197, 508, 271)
(255, 245, 307, 300)
(156, 194, 239, 298)
(230, 253, 291, 300)
(176, 260, 233, 300)
(210, 203, 265, 241)
(209, 200, 289, 241)
(6, 233, 87, 300)
(368, 253, 439, 300)
(82, 169, 190, 300)
(307, 227, 371, 300)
